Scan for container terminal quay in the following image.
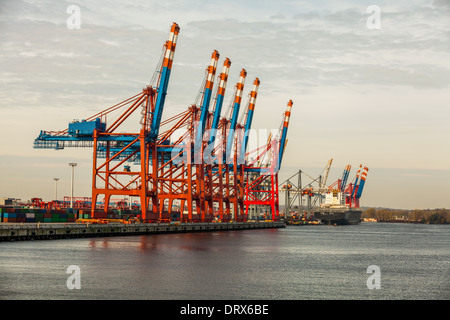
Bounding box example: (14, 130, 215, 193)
(1, 23, 369, 241)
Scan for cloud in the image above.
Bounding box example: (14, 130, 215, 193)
(1, 0, 449, 113)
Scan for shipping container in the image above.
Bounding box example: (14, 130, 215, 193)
(92, 211, 107, 219)
(16, 213, 26, 219)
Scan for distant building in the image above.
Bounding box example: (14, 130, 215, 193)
(0, 198, 17, 206)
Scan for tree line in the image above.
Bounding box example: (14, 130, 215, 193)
(362, 208, 450, 224)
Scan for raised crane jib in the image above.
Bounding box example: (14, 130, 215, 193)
(195, 50, 220, 148)
(209, 58, 231, 145)
(238, 77, 260, 164)
(277, 100, 293, 170)
(225, 69, 247, 162)
(149, 22, 180, 140)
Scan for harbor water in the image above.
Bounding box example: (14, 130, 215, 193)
(0, 222, 448, 300)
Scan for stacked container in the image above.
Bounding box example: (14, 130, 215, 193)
(0, 206, 147, 223)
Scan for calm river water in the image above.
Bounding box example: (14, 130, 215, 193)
(0, 222, 448, 300)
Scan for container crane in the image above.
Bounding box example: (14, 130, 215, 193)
(33, 22, 181, 221)
(244, 100, 293, 221)
(155, 50, 221, 222)
(234, 78, 260, 221)
(33, 22, 292, 223)
(346, 165, 369, 208)
(194, 50, 220, 221)
(205, 58, 232, 221)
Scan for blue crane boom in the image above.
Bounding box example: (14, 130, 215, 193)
(209, 58, 231, 145)
(277, 100, 293, 170)
(33, 23, 181, 161)
(350, 165, 362, 198)
(149, 23, 180, 140)
(195, 50, 220, 149)
(339, 164, 351, 191)
(356, 166, 369, 198)
(239, 78, 260, 164)
(225, 69, 247, 162)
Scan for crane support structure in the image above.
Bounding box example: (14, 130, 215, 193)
(33, 22, 293, 223)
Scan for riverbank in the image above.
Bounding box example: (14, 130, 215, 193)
(362, 208, 449, 224)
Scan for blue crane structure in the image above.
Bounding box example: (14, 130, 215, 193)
(339, 164, 352, 191)
(344, 165, 369, 208)
(277, 100, 293, 170)
(238, 78, 260, 164)
(225, 69, 247, 164)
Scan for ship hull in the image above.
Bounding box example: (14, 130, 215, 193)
(313, 208, 362, 225)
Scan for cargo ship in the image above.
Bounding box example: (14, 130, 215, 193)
(313, 207, 362, 225)
(312, 188, 362, 225)
(280, 161, 368, 226)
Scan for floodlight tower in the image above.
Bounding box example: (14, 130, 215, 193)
(53, 178, 59, 201)
(69, 163, 77, 209)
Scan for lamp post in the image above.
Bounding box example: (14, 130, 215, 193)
(53, 178, 59, 201)
(69, 163, 77, 209)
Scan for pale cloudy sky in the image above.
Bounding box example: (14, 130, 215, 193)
(0, 0, 449, 209)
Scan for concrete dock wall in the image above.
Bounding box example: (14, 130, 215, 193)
(0, 221, 285, 241)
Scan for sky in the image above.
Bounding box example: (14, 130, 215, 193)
(0, 0, 449, 209)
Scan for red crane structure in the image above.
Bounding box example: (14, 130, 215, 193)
(33, 22, 293, 223)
